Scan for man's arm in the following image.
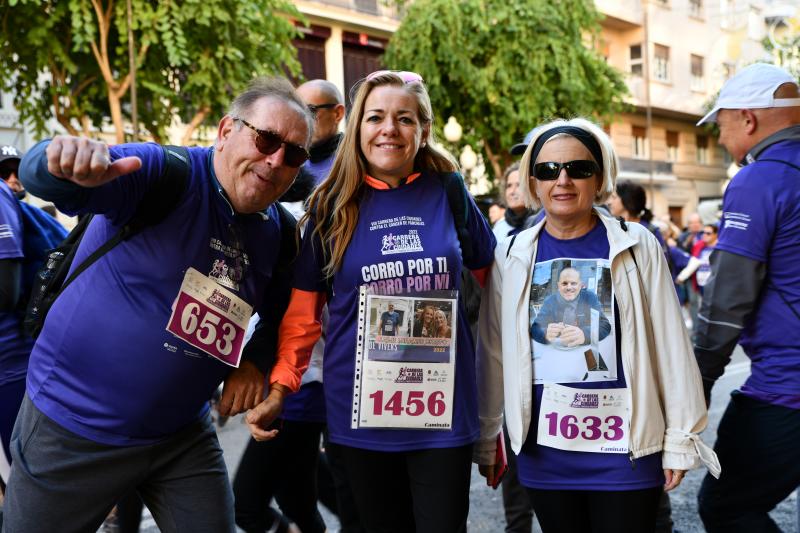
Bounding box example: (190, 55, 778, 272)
(20, 137, 142, 212)
(694, 249, 765, 403)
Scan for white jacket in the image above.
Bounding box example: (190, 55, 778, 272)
(475, 211, 720, 477)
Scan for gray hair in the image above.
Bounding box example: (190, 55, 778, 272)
(518, 117, 618, 209)
(228, 76, 315, 145)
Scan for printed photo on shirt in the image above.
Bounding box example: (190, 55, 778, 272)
(412, 300, 453, 339)
(529, 258, 616, 384)
(365, 295, 454, 363)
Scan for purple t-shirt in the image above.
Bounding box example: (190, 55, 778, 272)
(715, 139, 800, 409)
(281, 382, 326, 423)
(26, 142, 289, 445)
(294, 171, 495, 451)
(0, 180, 34, 386)
(518, 221, 663, 490)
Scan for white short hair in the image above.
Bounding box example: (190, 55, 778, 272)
(518, 117, 618, 210)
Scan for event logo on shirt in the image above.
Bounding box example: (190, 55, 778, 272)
(381, 230, 423, 256)
(206, 288, 232, 313)
(723, 211, 750, 232)
(395, 367, 424, 383)
(209, 259, 241, 290)
(570, 392, 599, 409)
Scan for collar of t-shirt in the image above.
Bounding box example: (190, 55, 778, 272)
(743, 124, 800, 165)
(207, 148, 269, 221)
(364, 172, 422, 190)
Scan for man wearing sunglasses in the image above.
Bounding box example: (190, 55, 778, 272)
(1, 77, 313, 533)
(0, 146, 24, 196)
(297, 79, 346, 186)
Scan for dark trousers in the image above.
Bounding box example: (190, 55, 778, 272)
(116, 491, 145, 533)
(2, 394, 234, 533)
(527, 487, 662, 533)
(339, 444, 472, 533)
(698, 391, 800, 533)
(233, 419, 326, 533)
(322, 436, 365, 533)
(501, 426, 533, 533)
(0, 378, 25, 489)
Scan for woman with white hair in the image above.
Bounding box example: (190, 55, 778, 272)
(475, 118, 719, 532)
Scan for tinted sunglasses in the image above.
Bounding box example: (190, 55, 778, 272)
(234, 117, 309, 168)
(366, 70, 424, 84)
(532, 160, 600, 181)
(308, 103, 338, 114)
(0, 164, 18, 180)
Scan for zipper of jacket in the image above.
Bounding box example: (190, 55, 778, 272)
(611, 245, 638, 470)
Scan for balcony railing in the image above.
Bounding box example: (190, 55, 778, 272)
(308, 0, 400, 18)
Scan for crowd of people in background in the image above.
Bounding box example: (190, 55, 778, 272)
(0, 61, 798, 533)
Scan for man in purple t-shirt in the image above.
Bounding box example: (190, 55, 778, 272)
(1, 77, 312, 533)
(694, 63, 800, 532)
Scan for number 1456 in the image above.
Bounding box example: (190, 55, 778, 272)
(369, 390, 446, 417)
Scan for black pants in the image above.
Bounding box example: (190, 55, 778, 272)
(233, 419, 326, 533)
(698, 391, 800, 533)
(527, 487, 662, 533)
(501, 426, 533, 533)
(323, 437, 365, 533)
(339, 444, 472, 533)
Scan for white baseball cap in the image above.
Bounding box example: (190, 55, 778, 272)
(697, 63, 800, 126)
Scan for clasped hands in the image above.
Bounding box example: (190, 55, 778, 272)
(545, 322, 586, 348)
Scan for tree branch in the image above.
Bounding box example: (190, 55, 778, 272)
(181, 106, 211, 144)
(483, 141, 503, 183)
(89, 0, 116, 89)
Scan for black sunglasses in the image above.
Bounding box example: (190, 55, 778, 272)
(234, 117, 309, 168)
(532, 160, 600, 181)
(0, 167, 16, 180)
(308, 103, 338, 114)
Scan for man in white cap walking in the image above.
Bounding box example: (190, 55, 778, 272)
(694, 63, 800, 532)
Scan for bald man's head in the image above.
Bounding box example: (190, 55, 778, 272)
(558, 268, 582, 302)
(297, 80, 345, 147)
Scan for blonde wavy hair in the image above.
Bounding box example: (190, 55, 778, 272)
(303, 71, 458, 277)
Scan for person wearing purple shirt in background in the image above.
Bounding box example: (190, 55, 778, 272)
(0, 77, 312, 533)
(297, 79, 345, 186)
(477, 117, 719, 533)
(693, 63, 800, 533)
(0, 147, 33, 495)
(0, 145, 66, 497)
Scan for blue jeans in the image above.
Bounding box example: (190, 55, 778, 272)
(698, 391, 800, 533)
(1, 394, 234, 533)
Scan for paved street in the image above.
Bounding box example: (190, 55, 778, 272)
(133, 347, 797, 532)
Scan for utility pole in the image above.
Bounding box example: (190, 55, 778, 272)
(642, 0, 655, 210)
(127, 0, 138, 141)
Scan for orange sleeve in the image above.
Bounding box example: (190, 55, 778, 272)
(471, 266, 491, 288)
(268, 288, 326, 393)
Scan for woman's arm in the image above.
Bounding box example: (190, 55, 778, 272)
(632, 228, 720, 478)
(474, 244, 507, 469)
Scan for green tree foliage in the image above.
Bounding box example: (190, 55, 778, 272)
(0, 0, 302, 144)
(383, 0, 628, 180)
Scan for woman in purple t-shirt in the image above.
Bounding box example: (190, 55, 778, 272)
(476, 118, 719, 533)
(248, 71, 495, 532)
